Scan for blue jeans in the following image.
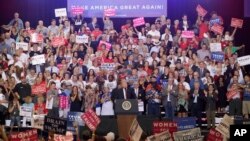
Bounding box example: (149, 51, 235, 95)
(147, 103, 160, 117)
(164, 102, 174, 120)
(10, 116, 21, 127)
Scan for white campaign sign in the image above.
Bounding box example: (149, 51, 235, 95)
(31, 54, 46, 65)
(237, 55, 250, 66)
(76, 35, 89, 44)
(20, 106, 33, 117)
(55, 8, 67, 17)
(16, 42, 28, 51)
(210, 43, 222, 52)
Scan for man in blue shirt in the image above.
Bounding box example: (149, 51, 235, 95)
(2, 12, 24, 31)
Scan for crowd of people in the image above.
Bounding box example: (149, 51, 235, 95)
(0, 7, 249, 140)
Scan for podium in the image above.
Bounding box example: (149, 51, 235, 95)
(115, 99, 138, 139)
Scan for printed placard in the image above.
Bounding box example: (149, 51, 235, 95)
(173, 117, 196, 131)
(54, 131, 74, 141)
(104, 8, 116, 17)
(20, 106, 33, 117)
(100, 63, 115, 71)
(16, 42, 28, 51)
(32, 82, 46, 95)
(44, 116, 67, 135)
(211, 24, 224, 35)
(10, 129, 38, 141)
(67, 112, 85, 133)
(196, 4, 207, 17)
(237, 55, 250, 66)
(206, 128, 223, 141)
(231, 18, 244, 28)
(59, 95, 68, 109)
(181, 31, 195, 38)
(98, 40, 112, 51)
(81, 109, 100, 131)
(173, 128, 202, 141)
(32, 114, 45, 130)
(227, 90, 238, 100)
(76, 35, 89, 44)
(147, 130, 172, 141)
(31, 54, 45, 65)
(52, 37, 65, 47)
(71, 6, 84, 15)
(133, 17, 145, 27)
(55, 8, 67, 17)
(152, 121, 177, 135)
(46, 97, 54, 110)
(211, 52, 224, 62)
(215, 114, 234, 138)
(210, 43, 222, 52)
(129, 118, 143, 141)
(31, 33, 43, 43)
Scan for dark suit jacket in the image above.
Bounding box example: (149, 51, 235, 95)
(132, 87, 145, 101)
(185, 75, 193, 84)
(87, 23, 100, 31)
(196, 68, 209, 78)
(112, 88, 136, 100)
(189, 89, 205, 111)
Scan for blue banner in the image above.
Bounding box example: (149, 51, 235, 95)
(67, 0, 168, 17)
(211, 52, 224, 62)
(67, 112, 85, 133)
(173, 117, 196, 131)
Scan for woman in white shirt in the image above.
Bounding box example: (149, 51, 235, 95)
(104, 75, 117, 93)
(100, 87, 114, 116)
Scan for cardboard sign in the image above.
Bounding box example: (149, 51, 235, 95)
(76, 35, 89, 44)
(54, 131, 74, 141)
(173, 117, 196, 131)
(210, 18, 222, 26)
(181, 31, 195, 38)
(211, 52, 224, 62)
(32, 114, 45, 130)
(215, 114, 234, 138)
(98, 40, 112, 51)
(147, 130, 172, 141)
(104, 8, 116, 17)
(196, 4, 207, 17)
(31, 54, 45, 65)
(206, 128, 223, 141)
(231, 18, 244, 28)
(59, 95, 68, 109)
(71, 6, 84, 15)
(133, 17, 145, 27)
(67, 112, 85, 133)
(173, 128, 202, 141)
(129, 118, 143, 141)
(237, 55, 250, 66)
(210, 43, 222, 52)
(44, 116, 67, 135)
(55, 8, 67, 17)
(10, 129, 38, 141)
(32, 82, 47, 95)
(100, 63, 115, 71)
(227, 90, 238, 100)
(152, 121, 177, 135)
(31, 33, 43, 43)
(20, 106, 33, 117)
(46, 97, 53, 109)
(81, 109, 100, 131)
(211, 24, 224, 35)
(16, 42, 29, 51)
(52, 37, 65, 47)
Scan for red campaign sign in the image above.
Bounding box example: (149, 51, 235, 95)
(181, 31, 195, 38)
(10, 129, 38, 141)
(71, 6, 84, 15)
(211, 24, 224, 35)
(98, 40, 112, 51)
(152, 121, 177, 136)
(227, 90, 238, 100)
(27, 29, 36, 35)
(81, 109, 101, 131)
(31, 33, 43, 43)
(196, 4, 207, 17)
(32, 82, 47, 95)
(52, 37, 65, 47)
(207, 128, 223, 141)
(231, 18, 244, 28)
(133, 17, 145, 27)
(104, 8, 116, 17)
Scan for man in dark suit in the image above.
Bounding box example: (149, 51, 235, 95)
(132, 82, 146, 114)
(189, 81, 205, 127)
(87, 17, 99, 31)
(197, 61, 209, 78)
(112, 79, 136, 100)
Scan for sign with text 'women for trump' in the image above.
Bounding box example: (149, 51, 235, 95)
(81, 109, 100, 131)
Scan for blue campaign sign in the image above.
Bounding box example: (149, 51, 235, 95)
(67, 112, 85, 133)
(173, 117, 196, 131)
(67, 0, 168, 17)
(211, 52, 224, 62)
